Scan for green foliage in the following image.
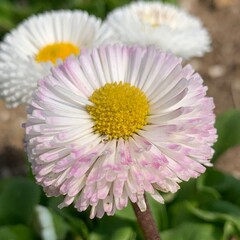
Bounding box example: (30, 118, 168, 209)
(89, 217, 137, 240)
(146, 194, 169, 231)
(213, 109, 240, 162)
(0, 178, 40, 225)
(159, 166, 240, 240)
(115, 203, 136, 221)
(48, 196, 90, 239)
(0, 225, 36, 240)
(161, 222, 222, 240)
(50, 209, 70, 240)
(199, 168, 240, 205)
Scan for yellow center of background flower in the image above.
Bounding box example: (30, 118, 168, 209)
(137, 11, 160, 27)
(136, 9, 177, 28)
(35, 42, 79, 64)
(87, 82, 149, 140)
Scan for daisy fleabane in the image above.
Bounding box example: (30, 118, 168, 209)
(25, 45, 217, 218)
(0, 10, 115, 108)
(106, 1, 211, 59)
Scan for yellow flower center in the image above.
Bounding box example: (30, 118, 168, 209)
(87, 82, 149, 140)
(137, 11, 160, 27)
(138, 11, 178, 29)
(35, 42, 80, 64)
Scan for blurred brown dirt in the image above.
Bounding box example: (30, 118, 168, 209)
(180, 0, 240, 177)
(0, 101, 26, 177)
(0, 0, 240, 178)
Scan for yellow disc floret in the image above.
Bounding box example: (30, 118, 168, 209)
(87, 82, 149, 140)
(35, 42, 80, 64)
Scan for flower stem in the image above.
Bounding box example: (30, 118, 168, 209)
(132, 197, 161, 240)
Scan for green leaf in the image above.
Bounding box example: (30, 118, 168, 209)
(167, 180, 205, 227)
(213, 109, 240, 162)
(187, 200, 240, 234)
(168, 201, 200, 227)
(48, 197, 89, 239)
(76, 1, 106, 19)
(198, 168, 240, 205)
(173, 179, 197, 202)
(115, 203, 136, 221)
(0, 225, 35, 240)
(90, 227, 135, 240)
(223, 221, 239, 240)
(106, 0, 132, 10)
(172, 177, 218, 206)
(162, 0, 178, 4)
(62, 214, 89, 240)
(196, 171, 221, 201)
(89, 216, 136, 240)
(146, 194, 169, 231)
(161, 222, 222, 240)
(0, 177, 40, 225)
(50, 209, 70, 240)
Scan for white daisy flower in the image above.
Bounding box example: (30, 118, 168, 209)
(0, 10, 115, 107)
(106, 1, 211, 59)
(25, 45, 217, 218)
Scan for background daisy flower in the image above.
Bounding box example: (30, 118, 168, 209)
(25, 45, 217, 219)
(0, 10, 115, 108)
(106, 1, 211, 59)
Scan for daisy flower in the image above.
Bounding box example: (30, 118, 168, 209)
(106, 1, 211, 59)
(25, 45, 217, 218)
(0, 10, 115, 108)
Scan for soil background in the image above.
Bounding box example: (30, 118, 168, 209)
(0, 0, 239, 178)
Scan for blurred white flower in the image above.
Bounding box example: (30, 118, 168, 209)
(35, 205, 57, 240)
(0, 10, 115, 107)
(106, 1, 211, 59)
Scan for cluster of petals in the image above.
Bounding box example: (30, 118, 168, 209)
(25, 45, 217, 218)
(0, 10, 115, 107)
(0, 2, 212, 108)
(106, 1, 211, 59)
